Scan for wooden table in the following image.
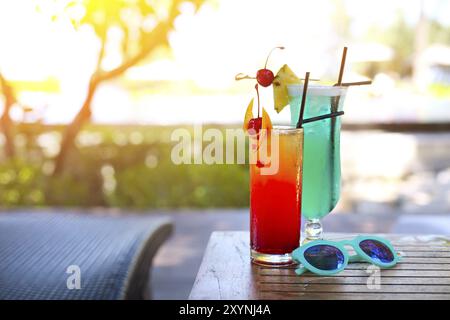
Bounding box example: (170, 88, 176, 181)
(189, 231, 450, 300)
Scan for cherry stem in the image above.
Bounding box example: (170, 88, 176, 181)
(235, 73, 256, 81)
(264, 46, 284, 69)
(255, 84, 260, 118)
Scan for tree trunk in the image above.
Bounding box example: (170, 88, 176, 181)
(0, 74, 16, 159)
(0, 110, 15, 159)
(52, 77, 99, 175)
(51, 0, 184, 176)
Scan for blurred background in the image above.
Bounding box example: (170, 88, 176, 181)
(1, 0, 449, 298)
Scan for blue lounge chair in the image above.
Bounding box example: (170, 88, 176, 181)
(0, 212, 173, 300)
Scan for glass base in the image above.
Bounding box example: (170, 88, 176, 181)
(250, 249, 297, 266)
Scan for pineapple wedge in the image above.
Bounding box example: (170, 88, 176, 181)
(273, 64, 301, 113)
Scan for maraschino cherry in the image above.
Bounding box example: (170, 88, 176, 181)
(247, 117, 262, 133)
(235, 46, 284, 87)
(256, 46, 284, 87)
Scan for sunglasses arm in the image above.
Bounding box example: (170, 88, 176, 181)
(295, 266, 307, 276)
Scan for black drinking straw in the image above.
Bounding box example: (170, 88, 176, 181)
(296, 72, 310, 129)
(303, 111, 344, 124)
(331, 47, 347, 111)
(337, 47, 347, 87)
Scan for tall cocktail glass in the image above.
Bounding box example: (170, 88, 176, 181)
(250, 126, 303, 265)
(287, 85, 347, 242)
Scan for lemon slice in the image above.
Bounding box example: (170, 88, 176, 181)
(243, 98, 254, 131)
(243, 98, 273, 133)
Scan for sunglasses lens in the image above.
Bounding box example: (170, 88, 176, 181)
(359, 239, 394, 263)
(304, 245, 345, 271)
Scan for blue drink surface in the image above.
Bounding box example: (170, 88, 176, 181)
(288, 85, 347, 220)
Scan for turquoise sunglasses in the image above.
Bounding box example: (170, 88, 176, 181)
(292, 235, 402, 276)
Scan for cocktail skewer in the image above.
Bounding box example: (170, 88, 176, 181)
(340, 80, 372, 87)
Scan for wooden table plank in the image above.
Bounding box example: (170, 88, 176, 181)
(259, 268, 450, 277)
(261, 263, 450, 270)
(189, 231, 450, 300)
(258, 292, 450, 300)
(259, 283, 450, 293)
(189, 232, 257, 300)
(260, 276, 450, 285)
(394, 251, 450, 257)
(325, 233, 450, 244)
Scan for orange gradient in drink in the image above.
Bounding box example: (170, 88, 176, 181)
(250, 127, 303, 258)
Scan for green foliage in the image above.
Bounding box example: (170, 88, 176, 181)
(0, 159, 45, 206)
(429, 19, 450, 45)
(111, 161, 249, 208)
(45, 173, 93, 206)
(361, 10, 450, 78)
(363, 11, 414, 77)
(0, 125, 250, 209)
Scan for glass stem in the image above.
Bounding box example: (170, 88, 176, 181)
(304, 218, 323, 243)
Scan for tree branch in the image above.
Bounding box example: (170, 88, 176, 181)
(94, 9, 110, 72)
(95, 32, 107, 72)
(96, 0, 183, 83)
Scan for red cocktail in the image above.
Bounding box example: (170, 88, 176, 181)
(250, 127, 303, 265)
